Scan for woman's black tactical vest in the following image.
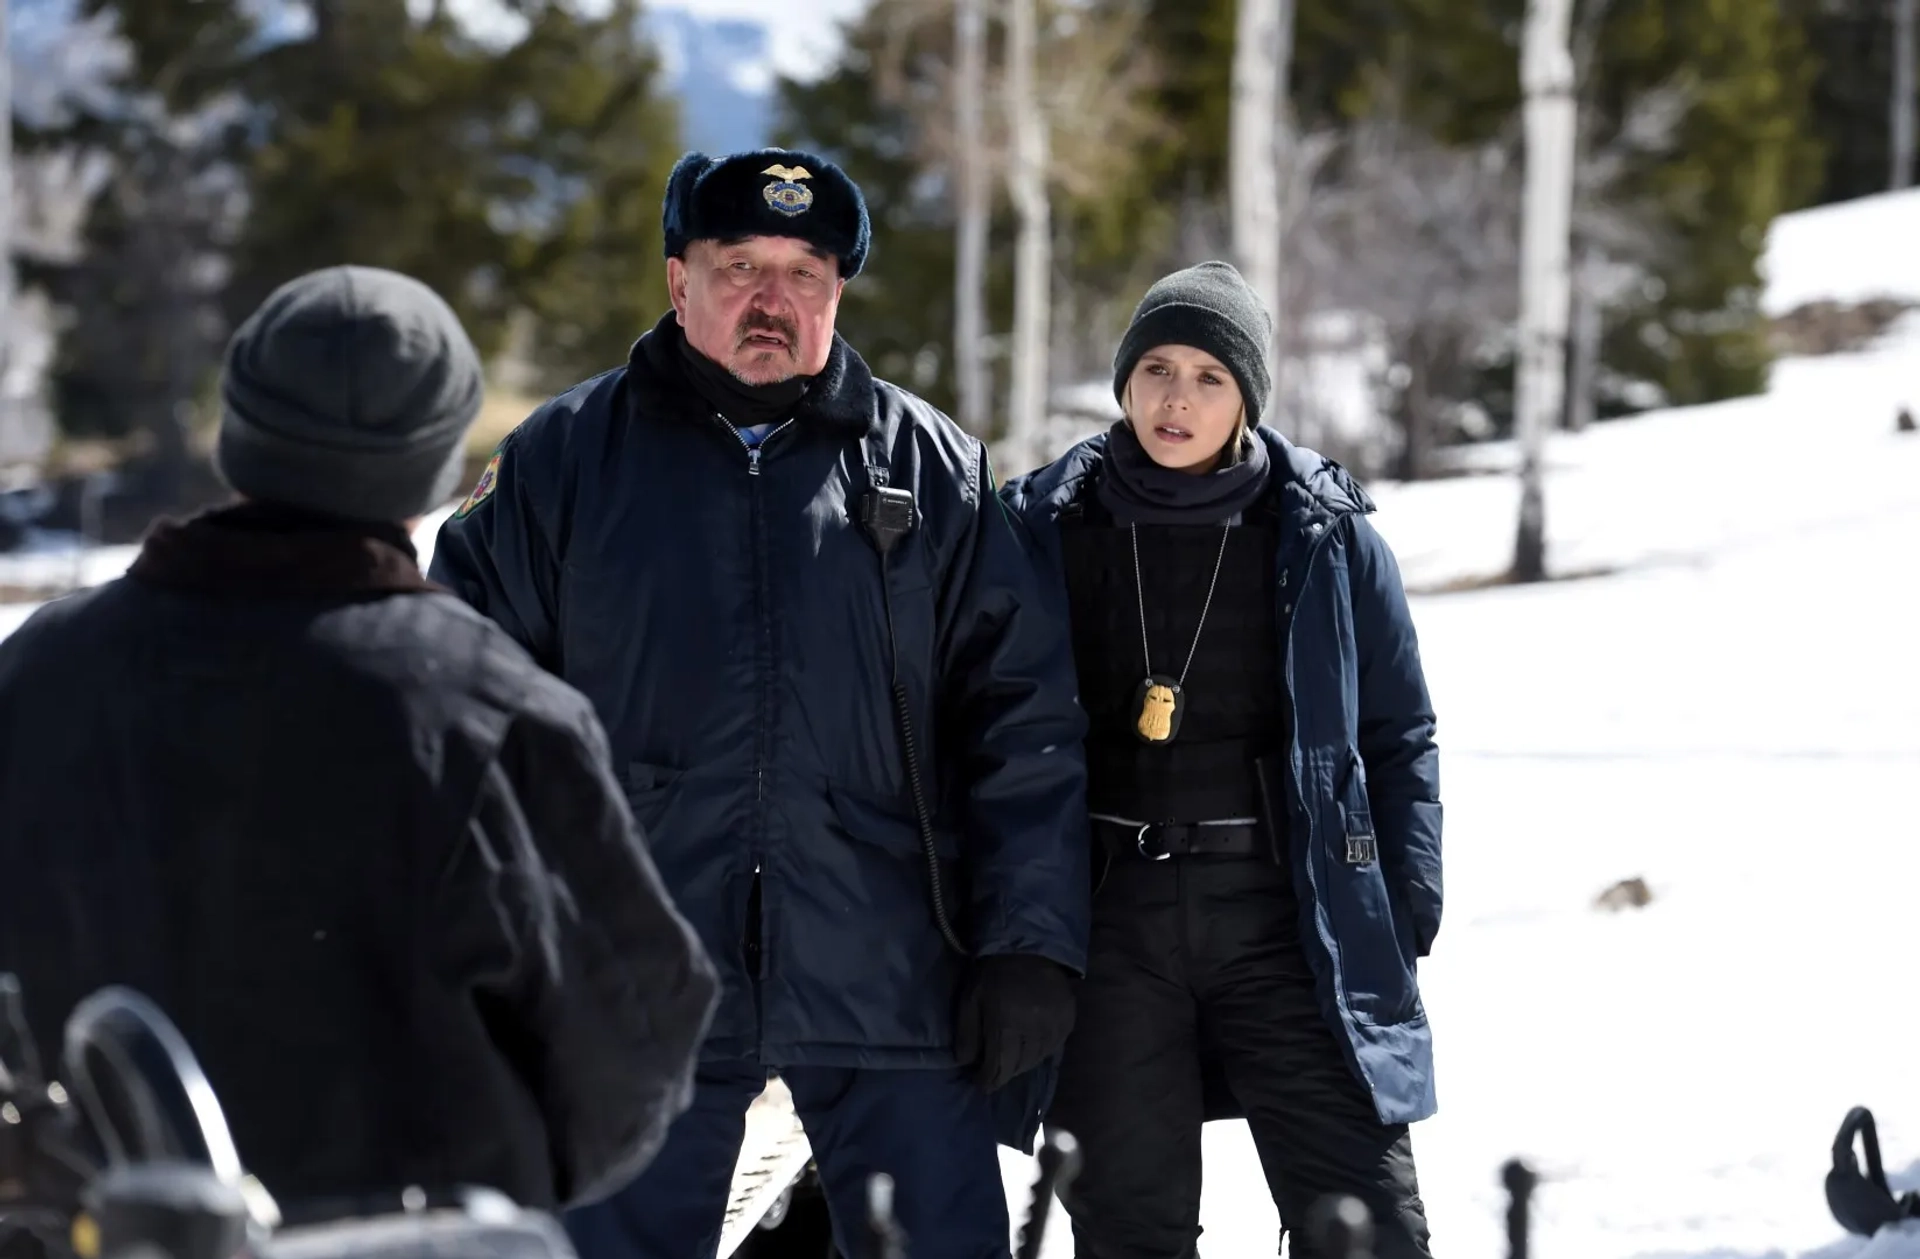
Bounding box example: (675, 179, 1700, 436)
(1059, 486, 1287, 828)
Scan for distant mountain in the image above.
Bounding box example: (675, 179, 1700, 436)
(644, 7, 775, 153)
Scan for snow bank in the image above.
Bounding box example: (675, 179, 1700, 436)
(0, 540, 141, 592)
(1367, 319, 1920, 593)
(1761, 187, 1920, 315)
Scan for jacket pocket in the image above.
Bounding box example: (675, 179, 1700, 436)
(824, 780, 969, 940)
(825, 780, 961, 862)
(624, 761, 684, 833)
(1322, 754, 1420, 1026)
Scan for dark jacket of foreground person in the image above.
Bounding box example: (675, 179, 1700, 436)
(0, 264, 720, 1220)
(0, 504, 719, 1214)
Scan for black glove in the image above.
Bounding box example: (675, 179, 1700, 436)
(953, 954, 1077, 1093)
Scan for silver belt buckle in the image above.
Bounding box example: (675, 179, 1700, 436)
(1136, 824, 1173, 861)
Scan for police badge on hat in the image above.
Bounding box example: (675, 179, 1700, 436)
(761, 165, 814, 217)
(662, 148, 871, 277)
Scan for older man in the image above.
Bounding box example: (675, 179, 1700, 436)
(429, 149, 1090, 1259)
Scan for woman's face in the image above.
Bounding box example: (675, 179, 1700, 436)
(1124, 344, 1245, 473)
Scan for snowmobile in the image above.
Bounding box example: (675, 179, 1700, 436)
(0, 973, 1078, 1259)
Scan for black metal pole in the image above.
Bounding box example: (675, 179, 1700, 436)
(1502, 1159, 1539, 1259)
(0, 974, 38, 1088)
(1015, 1131, 1083, 1259)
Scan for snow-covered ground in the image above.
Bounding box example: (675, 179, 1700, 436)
(8, 191, 1920, 1258)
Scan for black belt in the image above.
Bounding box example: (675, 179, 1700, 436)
(1094, 818, 1266, 862)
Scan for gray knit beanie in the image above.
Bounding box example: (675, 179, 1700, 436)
(215, 266, 485, 523)
(1112, 260, 1273, 422)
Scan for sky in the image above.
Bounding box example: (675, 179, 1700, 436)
(659, 0, 868, 81)
(440, 0, 870, 82)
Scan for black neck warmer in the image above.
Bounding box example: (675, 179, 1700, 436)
(1096, 420, 1273, 526)
(674, 323, 811, 429)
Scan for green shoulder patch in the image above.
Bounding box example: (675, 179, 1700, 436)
(453, 447, 504, 519)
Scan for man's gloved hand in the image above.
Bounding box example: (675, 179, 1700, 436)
(953, 954, 1077, 1093)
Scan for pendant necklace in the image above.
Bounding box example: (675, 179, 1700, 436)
(1130, 522, 1232, 746)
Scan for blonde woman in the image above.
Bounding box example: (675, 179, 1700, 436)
(1002, 261, 1442, 1259)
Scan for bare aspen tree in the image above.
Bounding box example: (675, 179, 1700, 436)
(954, 0, 990, 438)
(1896, 0, 1917, 190)
(1231, 0, 1282, 417)
(1004, 0, 1050, 476)
(1, 0, 13, 444)
(1514, 0, 1577, 583)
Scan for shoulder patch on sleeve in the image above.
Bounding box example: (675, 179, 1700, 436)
(453, 447, 504, 519)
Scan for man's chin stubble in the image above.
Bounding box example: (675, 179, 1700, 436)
(731, 352, 796, 385)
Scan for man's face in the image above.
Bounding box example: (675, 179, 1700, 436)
(669, 236, 845, 384)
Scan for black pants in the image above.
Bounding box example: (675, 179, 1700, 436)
(1048, 855, 1432, 1259)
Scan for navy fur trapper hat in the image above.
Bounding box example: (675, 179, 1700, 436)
(662, 147, 871, 279)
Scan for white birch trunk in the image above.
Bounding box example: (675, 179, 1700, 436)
(1004, 0, 1050, 475)
(1513, 0, 1576, 583)
(1895, 0, 1917, 191)
(1566, 245, 1603, 432)
(1231, 0, 1281, 421)
(953, 0, 990, 437)
(1271, 0, 1298, 438)
(0, 0, 13, 441)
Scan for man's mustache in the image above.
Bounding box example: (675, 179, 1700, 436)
(736, 313, 798, 350)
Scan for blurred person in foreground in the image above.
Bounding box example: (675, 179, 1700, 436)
(430, 148, 1090, 1259)
(0, 265, 719, 1223)
(1001, 261, 1443, 1259)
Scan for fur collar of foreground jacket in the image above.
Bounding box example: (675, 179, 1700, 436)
(128, 501, 437, 598)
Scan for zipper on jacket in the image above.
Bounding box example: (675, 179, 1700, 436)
(711, 411, 793, 1059)
(714, 415, 796, 476)
(1283, 516, 1347, 1010)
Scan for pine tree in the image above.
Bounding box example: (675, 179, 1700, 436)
(1122, 0, 1822, 416)
(774, 8, 979, 412)
(774, 0, 1164, 423)
(1593, 0, 1824, 405)
(33, 0, 683, 494)
(229, 0, 682, 388)
(1793, 0, 1898, 205)
(20, 0, 248, 501)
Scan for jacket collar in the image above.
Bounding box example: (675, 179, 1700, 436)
(128, 502, 438, 599)
(625, 310, 880, 437)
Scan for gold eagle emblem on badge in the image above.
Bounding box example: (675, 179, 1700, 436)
(761, 164, 815, 216)
(1136, 683, 1178, 743)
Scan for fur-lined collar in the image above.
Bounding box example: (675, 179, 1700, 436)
(625, 310, 880, 436)
(128, 502, 436, 598)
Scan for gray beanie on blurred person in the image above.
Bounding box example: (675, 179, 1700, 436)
(215, 265, 485, 523)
